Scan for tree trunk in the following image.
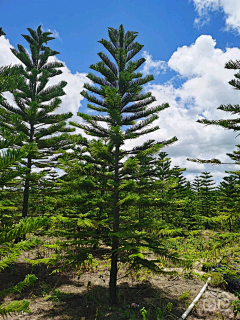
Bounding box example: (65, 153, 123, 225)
(93, 189, 104, 250)
(22, 176, 30, 219)
(14, 155, 31, 243)
(109, 146, 120, 305)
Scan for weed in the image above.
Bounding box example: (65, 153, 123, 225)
(46, 289, 67, 302)
(39, 281, 51, 297)
(179, 291, 191, 308)
(231, 291, 240, 318)
(140, 306, 147, 320)
(209, 272, 228, 289)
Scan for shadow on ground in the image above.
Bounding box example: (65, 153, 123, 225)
(0, 253, 239, 319)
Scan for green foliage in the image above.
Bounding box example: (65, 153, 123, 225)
(0, 274, 38, 299)
(1, 23, 240, 318)
(0, 216, 48, 318)
(179, 291, 192, 308)
(0, 300, 31, 319)
(0, 237, 41, 271)
(209, 272, 228, 289)
(0, 216, 49, 243)
(61, 23, 182, 305)
(0, 25, 74, 221)
(231, 291, 240, 318)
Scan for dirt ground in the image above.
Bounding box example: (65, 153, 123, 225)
(0, 239, 239, 320)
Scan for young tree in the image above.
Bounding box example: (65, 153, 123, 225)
(70, 24, 178, 304)
(167, 166, 193, 227)
(198, 171, 217, 229)
(0, 26, 74, 232)
(190, 176, 203, 226)
(55, 137, 114, 249)
(217, 174, 240, 231)
(155, 151, 173, 180)
(153, 152, 178, 221)
(191, 176, 201, 198)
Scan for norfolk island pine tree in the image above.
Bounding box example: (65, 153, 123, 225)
(0, 28, 31, 223)
(0, 26, 29, 156)
(0, 26, 75, 240)
(69, 24, 178, 304)
(217, 174, 240, 232)
(0, 28, 51, 318)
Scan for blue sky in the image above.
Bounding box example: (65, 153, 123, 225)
(1, 0, 237, 88)
(1, 0, 240, 185)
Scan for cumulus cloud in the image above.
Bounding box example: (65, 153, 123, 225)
(191, 0, 240, 34)
(123, 34, 240, 184)
(1, 30, 240, 185)
(139, 51, 167, 76)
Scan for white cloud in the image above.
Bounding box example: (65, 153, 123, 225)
(123, 34, 240, 185)
(139, 51, 167, 76)
(191, 0, 240, 34)
(1, 31, 240, 185)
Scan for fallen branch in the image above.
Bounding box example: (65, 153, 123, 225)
(178, 276, 211, 320)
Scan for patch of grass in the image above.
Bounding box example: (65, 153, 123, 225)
(46, 289, 68, 302)
(179, 291, 191, 308)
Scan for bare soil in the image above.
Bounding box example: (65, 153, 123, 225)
(0, 236, 239, 320)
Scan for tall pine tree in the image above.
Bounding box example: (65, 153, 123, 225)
(0, 26, 74, 233)
(70, 24, 178, 304)
(0, 28, 29, 226)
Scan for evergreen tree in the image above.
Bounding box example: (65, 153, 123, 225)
(183, 181, 198, 230)
(190, 176, 203, 227)
(217, 174, 239, 231)
(55, 137, 114, 248)
(0, 26, 74, 234)
(0, 28, 30, 226)
(198, 171, 217, 228)
(0, 27, 28, 153)
(226, 145, 240, 164)
(69, 24, 178, 304)
(0, 28, 27, 103)
(0, 40, 50, 314)
(156, 151, 173, 180)
(153, 152, 178, 221)
(191, 176, 201, 198)
(168, 166, 194, 228)
(132, 148, 156, 225)
(171, 165, 188, 197)
(127, 148, 175, 225)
